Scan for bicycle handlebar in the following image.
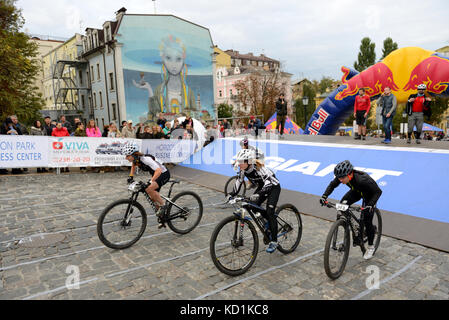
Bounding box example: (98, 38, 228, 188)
(321, 200, 362, 212)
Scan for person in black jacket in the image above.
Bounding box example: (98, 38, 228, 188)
(43, 116, 55, 136)
(275, 93, 287, 138)
(405, 83, 432, 144)
(320, 160, 382, 260)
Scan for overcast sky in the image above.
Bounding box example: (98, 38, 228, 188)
(17, 0, 449, 81)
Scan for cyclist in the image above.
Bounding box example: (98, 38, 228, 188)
(240, 136, 265, 163)
(320, 160, 382, 260)
(123, 143, 171, 227)
(228, 148, 281, 253)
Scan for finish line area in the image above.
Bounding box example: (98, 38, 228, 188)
(177, 135, 449, 252)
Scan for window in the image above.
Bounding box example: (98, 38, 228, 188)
(109, 72, 114, 90)
(230, 89, 233, 96)
(93, 92, 97, 109)
(97, 64, 100, 80)
(99, 91, 103, 109)
(112, 103, 117, 120)
(219, 90, 222, 97)
(79, 70, 83, 85)
(88, 96, 92, 109)
(81, 95, 86, 109)
(90, 66, 94, 81)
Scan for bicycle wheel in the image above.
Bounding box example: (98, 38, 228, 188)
(166, 191, 203, 234)
(276, 204, 302, 254)
(224, 176, 246, 196)
(324, 219, 350, 280)
(210, 215, 259, 276)
(372, 209, 382, 253)
(97, 199, 147, 250)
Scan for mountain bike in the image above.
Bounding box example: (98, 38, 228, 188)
(210, 196, 302, 276)
(322, 200, 382, 280)
(97, 180, 203, 250)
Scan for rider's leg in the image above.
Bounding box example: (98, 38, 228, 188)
(146, 182, 164, 207)
(362, 206, 375, 246)
(265, 185, 281, 242)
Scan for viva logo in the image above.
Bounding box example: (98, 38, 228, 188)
(52, 138, 89, 151)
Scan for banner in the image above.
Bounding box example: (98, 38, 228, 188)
(0, 135, 48, 168)
(48, 137, 138, 167)
(141, 139, 197, 164)
(0, 135, 198, 168)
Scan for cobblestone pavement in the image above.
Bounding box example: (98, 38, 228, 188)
(0, 170, 448, 300)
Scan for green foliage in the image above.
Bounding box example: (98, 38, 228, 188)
(295, 83, 316, 129)
(218, 103, 233, 119)
(354, 37, 376, 72)
(381, 37, 398, 59)
(318, 76, 337, 94)
(0, 0, 44, 125)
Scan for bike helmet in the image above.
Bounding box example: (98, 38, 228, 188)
(240, 137, 249, 148)
(235, 148, 256, 164)
(334, 160, 354, 178)
(122, 143, 139, 156)
(417, 84, 427, 90)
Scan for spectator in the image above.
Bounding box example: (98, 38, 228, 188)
(406, 83, 432, 144)
(0, 117, 19, 174)
(184, 124, 195, 140)
(157, 113, 167, 129)
(353, 88, 371, 140)
(377, 87, 397, 144)
(107, 122, 122, 138)
(222, 119, 231, 137)
(141, 126, 153, 139)
(275, 93, 287, 138)
(163, 122, 172, 138)
(30, 120, 47, 173)
(74, 117, 81, 126)
(43, 116, 55, 136)
(60, 115, 73, 135)
(173, 119, 181, 130)
(120, 120, 127, 131)
(135, 123, 145, 139)
(152, 125, 164, 139)
(182, 115, 194, 129)
(74, 122, 87, 137)
(86, 119, 101, 137)
(121, 120, 136, 138)
(9, 115, 28, 135)
(102, 125, 110, 137)
(52, 122, 70, 137)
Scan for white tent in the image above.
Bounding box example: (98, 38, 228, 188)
(169, 117, 206, 149)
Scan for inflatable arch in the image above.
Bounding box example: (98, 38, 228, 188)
(305, 47, 449, 135)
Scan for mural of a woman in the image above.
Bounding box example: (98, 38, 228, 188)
(146, 35, 197, 120)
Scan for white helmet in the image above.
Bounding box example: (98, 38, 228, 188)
(122, 143, 139, 156)
(235, 148, 256, 164)
(417, 84, 427, 90)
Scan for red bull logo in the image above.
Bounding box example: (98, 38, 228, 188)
(403, 55, 449, 94)
(335, 63, 400, 100)
(309, 108, 330, 135)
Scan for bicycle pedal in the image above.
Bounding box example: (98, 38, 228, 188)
(158, 223, 166, 229)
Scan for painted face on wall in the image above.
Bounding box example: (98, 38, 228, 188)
(162, 46, 184, 76)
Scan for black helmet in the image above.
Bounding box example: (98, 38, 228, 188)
(334, 160, 354, 178)
(240, 137, 249, 148)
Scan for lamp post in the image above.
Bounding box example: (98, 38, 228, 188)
(302, 96, 309, 130)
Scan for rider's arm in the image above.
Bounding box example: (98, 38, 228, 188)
(129, 163, 136, 177)
(322, 177, 341, 198)
(230, 170, 245, 197)
(362, 179, 383, 208)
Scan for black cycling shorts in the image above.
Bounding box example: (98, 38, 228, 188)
(356, 111, 367, 126)
(150, 170, 171, 192)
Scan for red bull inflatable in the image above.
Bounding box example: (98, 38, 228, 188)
(305, 47, 449, 135)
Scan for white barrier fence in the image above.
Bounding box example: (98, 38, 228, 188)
(0, 135, 197, 168)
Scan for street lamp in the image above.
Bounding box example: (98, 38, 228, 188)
(302, 96, 309, 129)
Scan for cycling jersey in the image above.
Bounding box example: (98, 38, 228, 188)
(231, 164, 279, 197)
(323, 170, 382, 207)
(134, 155, 167, 176)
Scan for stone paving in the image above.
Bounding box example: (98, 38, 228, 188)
(0, 169, 448, 300)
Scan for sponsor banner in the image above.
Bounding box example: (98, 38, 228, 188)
(141, 139, 197, 163)
(0, 135, 48, 168)
(49, 137, 139, 167)
(181, 138, 449, 224)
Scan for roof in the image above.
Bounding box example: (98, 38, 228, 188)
(225, 50, 279, 63)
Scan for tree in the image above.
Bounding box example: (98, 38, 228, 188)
(217, 103, 233, 119)
(318, 76, 338, 94)
(381, 37, 398, 59)
(294, 83, 316, 129)
(0, 0, 44, 124)
(354, 37, 376, 72)
(234, 71, 284, 124)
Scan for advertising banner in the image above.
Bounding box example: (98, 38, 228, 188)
(141, 139, 197, 164)
(48, 137, 139, 167)
(0, 135, 48, 168)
